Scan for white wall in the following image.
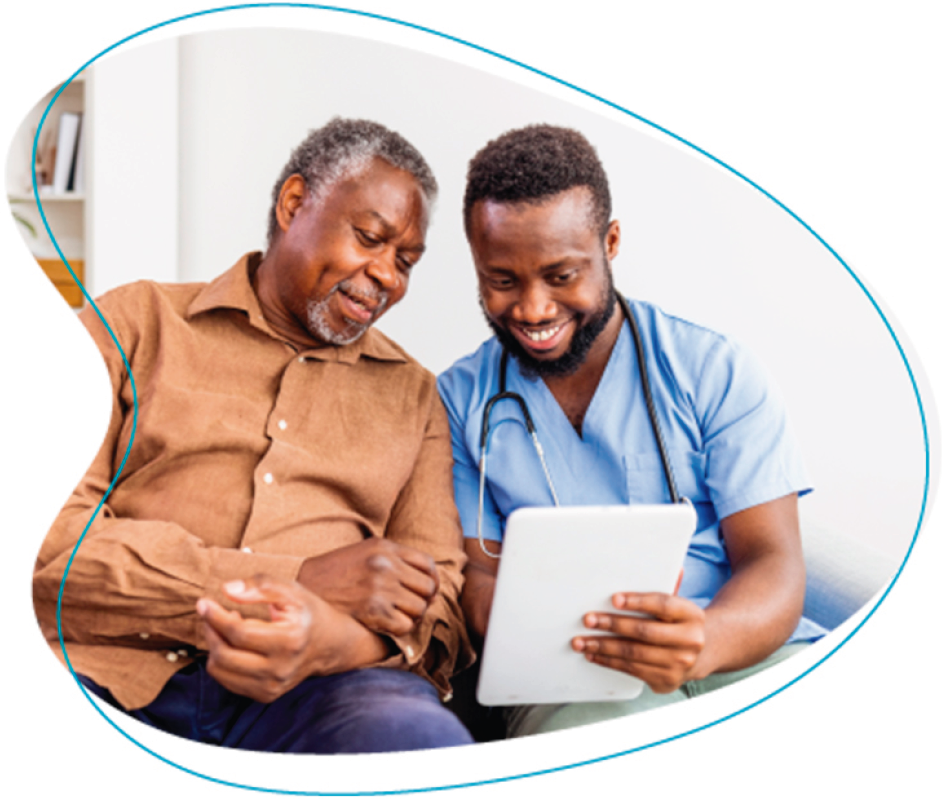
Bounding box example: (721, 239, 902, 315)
(80, 28, 926, 560)
(88, 38, 179, 295)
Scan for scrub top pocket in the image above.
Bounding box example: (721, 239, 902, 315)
(624, 449, 709, 506)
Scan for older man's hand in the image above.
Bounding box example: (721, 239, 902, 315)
(196, 576, 385, 704)
(297, 538, 439, 637)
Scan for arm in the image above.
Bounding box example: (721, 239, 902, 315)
(574, 493, 805, 692)
(32, 296, 303, 649)
(295, 537, 440, 637)
(340, 390, 473, 691)
(198, 389, 473, 694)
(461, 537, 502, 647)
(437, 366, 507, 652)
(197, 576, 392, 703)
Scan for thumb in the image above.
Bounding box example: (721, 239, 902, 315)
(223, 575, 305, 622)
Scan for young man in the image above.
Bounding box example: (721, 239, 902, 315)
(437, 124, 824, 737)
(34, 119, 474, 753)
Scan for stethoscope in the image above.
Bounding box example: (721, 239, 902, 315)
(477, 294, 684, 558)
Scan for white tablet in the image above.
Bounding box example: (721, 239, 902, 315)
(477, 503, 697, 706)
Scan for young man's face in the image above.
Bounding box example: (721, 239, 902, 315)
(468, 186, 620, 377)
(271, 158, 428, 346)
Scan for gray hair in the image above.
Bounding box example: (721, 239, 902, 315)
(266, 118, 438, 246)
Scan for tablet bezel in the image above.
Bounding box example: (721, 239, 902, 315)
(477, 502, 697, 706)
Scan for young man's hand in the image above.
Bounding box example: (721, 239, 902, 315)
(571, 592, 707, 693)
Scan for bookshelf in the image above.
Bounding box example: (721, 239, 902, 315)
(6, 73, 88, 308)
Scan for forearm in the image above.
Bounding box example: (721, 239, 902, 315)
(461, 565, 496, 647)
(689, 493, 807, 678)
(380, 394, 474, 683)
(695, 549, 805, 678)
(388, 566, 471, 690)
(35, 513, 303, 646)
(319, 618, 395, 674)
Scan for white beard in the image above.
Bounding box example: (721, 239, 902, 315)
(306, 280, 388, 345)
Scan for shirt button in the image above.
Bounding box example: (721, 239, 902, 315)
(242, 546, 253, 553)
(278, 419, 287, 431)
(139, 632, 149, 640)
(263, 473, 274, 484)
(166, 652, 179, 663)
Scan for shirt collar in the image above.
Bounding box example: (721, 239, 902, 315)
(186, 252, 408, 365)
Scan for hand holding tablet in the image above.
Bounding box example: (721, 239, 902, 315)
(477, 503, 697, 706)
(573, 589, 708, 695)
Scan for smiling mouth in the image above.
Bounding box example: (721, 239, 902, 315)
(512, 320, 570, 352)
(523, 325, 562, 342)
(337, 284, 387, 323)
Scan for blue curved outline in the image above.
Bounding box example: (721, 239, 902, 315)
(29, 3, 930, 796)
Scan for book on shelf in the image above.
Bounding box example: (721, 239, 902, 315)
(51, 112, 82, 194)
(72, 118, 85, 194)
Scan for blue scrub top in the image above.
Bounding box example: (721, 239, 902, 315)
(438, 299, 824, 642)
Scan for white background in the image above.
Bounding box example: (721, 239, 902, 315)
(2, 2, 944, 797)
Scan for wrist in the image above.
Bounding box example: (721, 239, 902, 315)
(312, 611, 392, 675)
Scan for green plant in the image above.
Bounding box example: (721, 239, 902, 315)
(9, 199, 36, 237)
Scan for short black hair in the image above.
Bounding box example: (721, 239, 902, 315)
(267, 118, 437, 247)
(463, 124, 611, 238)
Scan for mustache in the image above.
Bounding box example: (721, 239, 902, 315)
(333, 279, 389, 315)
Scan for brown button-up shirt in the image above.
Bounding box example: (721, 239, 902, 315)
(33, 253, 472, 709)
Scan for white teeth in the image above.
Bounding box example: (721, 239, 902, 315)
(525, 325, 560, 342)
(344, 293, 369, 311)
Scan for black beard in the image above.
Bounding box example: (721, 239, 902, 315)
(483, 273, 618, 379)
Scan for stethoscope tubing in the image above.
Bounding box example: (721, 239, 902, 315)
(476, 294, 683, 558)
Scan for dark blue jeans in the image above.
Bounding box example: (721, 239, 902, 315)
(80, 662, 473, 753)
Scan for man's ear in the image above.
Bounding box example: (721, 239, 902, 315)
(275, 174, 309, 234)
(604, 219, 621, 262)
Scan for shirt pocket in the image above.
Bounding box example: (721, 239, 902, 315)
(624, 449, 709, 505)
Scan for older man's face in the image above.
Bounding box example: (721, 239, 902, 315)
(272, 158, 429, 345)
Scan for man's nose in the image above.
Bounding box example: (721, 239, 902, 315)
(512, 282, 556, 323)
(364, 247, 401, 292)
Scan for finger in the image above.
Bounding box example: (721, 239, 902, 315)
(202, 641, 289, 703)
(394, 565, 439, 602)
(389, 544, 439, 583)
(389, 588, 432, 620)
(359, 596, 421, 636)
(197, 597, 247, 641)
(199, 596, 310, 655)
(572, 635, 681, 668)
(365, 550, 439, 600)
(582, 612, 704, 648)
(610, 592, 704, 622)
(583, 653, 683, 693)
(223, 576, 310, 622)
(204, 622, 275, 674)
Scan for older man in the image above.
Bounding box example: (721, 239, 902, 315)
(438, 125, 825, 738)
(33, 119, 474, 753)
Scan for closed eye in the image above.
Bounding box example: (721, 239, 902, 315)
(396, 253, 418, 272)
(486, 275, 515, 290)
(548, 270, 577, 285)
(355, 227, 382, 246)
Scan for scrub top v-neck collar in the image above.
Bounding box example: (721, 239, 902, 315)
(502, 323, 637, 506)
